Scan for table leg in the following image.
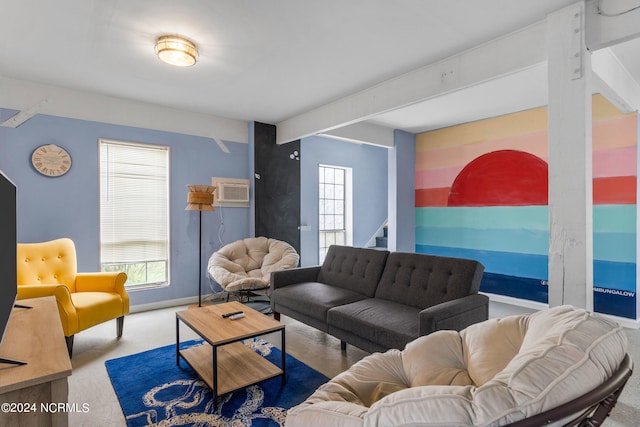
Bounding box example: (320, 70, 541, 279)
(281, 330, 286, 385)
(175, 316, 180, 366)
(212, 344, 218, 410)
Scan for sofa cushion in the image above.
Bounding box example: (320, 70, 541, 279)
(327, 299, 420, 351)
(271, 282, 368, 321)
(374, 252, 484, 309)
(317, 245, 389, 298)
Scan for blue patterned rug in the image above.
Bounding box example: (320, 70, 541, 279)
(105, 338, 328, 426)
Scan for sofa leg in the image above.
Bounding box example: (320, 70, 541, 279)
(65, 335, 74, 357)
(117, 316, 124, 338)
(341, 340, 347, 351)
(273, 311, 281, 321)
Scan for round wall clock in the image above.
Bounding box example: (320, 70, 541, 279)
(31, 144, 72, 177)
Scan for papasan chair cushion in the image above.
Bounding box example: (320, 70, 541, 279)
(207, 236, 299, 292)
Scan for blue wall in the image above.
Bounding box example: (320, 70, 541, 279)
(389, 130, 416, 252)
(300, 135, 388, 266)
(0, 110, 250, 307)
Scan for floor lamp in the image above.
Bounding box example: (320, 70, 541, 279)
(186, 184, 216, 307)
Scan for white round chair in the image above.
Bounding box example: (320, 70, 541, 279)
(207, 236, 299, 303)
(286, 305, 630, 427)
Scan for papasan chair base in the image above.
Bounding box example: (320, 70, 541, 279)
(207, 236, 299, 311)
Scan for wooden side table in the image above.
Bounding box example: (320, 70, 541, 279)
(0, 296, 73, 427)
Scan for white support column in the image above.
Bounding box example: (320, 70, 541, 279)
(547, 1, 594, 309)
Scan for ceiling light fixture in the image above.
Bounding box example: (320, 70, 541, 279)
(155, 35, 198, 67)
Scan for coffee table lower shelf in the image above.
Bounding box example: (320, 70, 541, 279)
(179, 341, 283, 396)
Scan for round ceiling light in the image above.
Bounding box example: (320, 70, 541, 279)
(155, 35, 198, 67)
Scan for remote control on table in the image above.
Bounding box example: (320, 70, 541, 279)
(221, 311, 243, 318)
(229, 313, 246, 320)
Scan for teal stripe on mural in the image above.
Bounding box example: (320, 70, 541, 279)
(416, 226, 549, 255)
(593, 205, 636, 233)
(416, 229, 636, 262)
(593, 205, 636, 263)
(416, 206, 548, 230)
(594, 232, 636, 263)
(416, 205, 636, 233)
(416, 245, 548, 279)
(416, 205, 636, 261)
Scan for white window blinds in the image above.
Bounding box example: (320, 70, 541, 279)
(99, 139, 169, 266)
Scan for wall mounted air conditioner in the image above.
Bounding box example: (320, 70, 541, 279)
(212, 177, 250, 207)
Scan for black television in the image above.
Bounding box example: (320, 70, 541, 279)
(0, 170, 19, 366)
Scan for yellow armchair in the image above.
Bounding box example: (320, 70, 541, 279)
(16, 238, 129, 356)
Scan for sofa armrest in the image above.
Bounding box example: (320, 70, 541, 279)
(271, 266, 321, 290)
(419, 294, 489, 335)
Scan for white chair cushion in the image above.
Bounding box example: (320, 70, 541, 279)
(207, 237, 299, 291)
(286, 305, 628, 427)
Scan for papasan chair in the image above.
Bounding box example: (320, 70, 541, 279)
(207, 236, 299, 305)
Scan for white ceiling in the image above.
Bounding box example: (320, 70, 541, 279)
(1, 0, 639, 138)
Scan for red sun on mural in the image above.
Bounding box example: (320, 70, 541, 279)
(448, 150, 549, 207)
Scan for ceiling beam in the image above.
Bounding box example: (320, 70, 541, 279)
(0, 98, 50, 128)
(0, 77, 249, 145)
(276, 21, 548, 144)
(586, 0, 640, 50)
(318, 122, 394, 148)
(592, 47, 640, 113)
(277, 1, 640, 144)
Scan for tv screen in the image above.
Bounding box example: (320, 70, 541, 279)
(0, 170, 16, 350)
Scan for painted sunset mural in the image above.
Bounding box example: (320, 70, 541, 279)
(415, 95, 637, 319)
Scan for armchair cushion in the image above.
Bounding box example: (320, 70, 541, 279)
(72, 292, 126, 332)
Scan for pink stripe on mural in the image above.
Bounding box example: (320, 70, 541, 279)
(593, 116, 637, 150)
(416, 131, 548, 171)
(415, 167, 462, 189)
(593, 146, 637, 178)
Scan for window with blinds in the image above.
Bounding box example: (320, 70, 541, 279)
(99, 139, 170, 288)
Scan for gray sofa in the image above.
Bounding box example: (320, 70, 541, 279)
(270, 245, 487, 353)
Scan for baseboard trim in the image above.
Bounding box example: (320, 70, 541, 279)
(483, 292, 549, 311)
(130, 296, 198, 314)
(483, 292, 640, 329)
(129, 291, 230, 313)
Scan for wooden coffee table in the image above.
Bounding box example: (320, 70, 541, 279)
(175, 301, 285, 409)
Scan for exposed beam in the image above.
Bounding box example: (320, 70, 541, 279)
(586, 0, 640, 50)
(0, 77, 249, 145)
(592, 47, 640, 113)
(0, 98, 50, 128)
(276, 21, 548, 144)
(317, 122, 394, 148)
